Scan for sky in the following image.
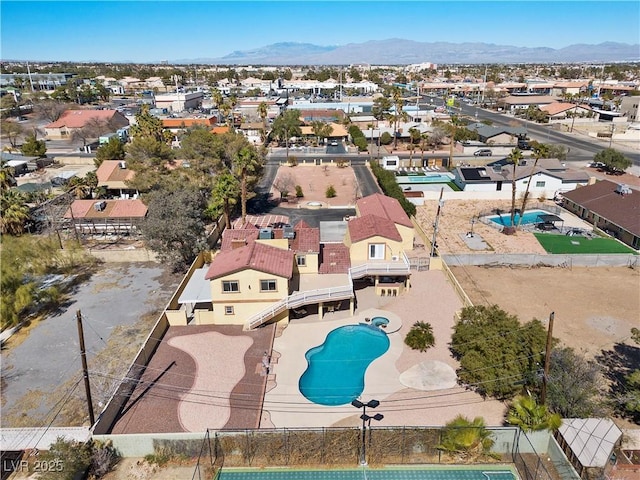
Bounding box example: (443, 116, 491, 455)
(1, 0, 639, 63)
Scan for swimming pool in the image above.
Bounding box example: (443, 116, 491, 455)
(397, 174, 454, 183)
(299, 324, 389, 406)
(487, 209, 549, 227)
(218, 466, 517, 479)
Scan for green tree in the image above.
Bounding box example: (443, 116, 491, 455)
(95, 137, 126, 164)
(142, 187, 207, 271)
(437, 415, 496, 461)
(179, 126, 224, 186)
(0, 189, 30, 235)
(125, 136, 175, 192)
(507, 148, 523, 231)
(257, 101, 269, 142)
(507, 394, 562, 432)
(210, 171, 239, 229)
(271, 109, 302, 146)
(593, 148, 632, 174)
(450, 305, 548, 400)
(544, 347, 606, 418)
(404, 321, 435, 352)
(1, 120, 24, 148)
(21, 133, 46, 157)
(129, 104, 169, 142)
(372, 96, 392, 121)
(37, 437, 92, 480)
(311, 120, 333, 145)
(233, 145, 262, 224)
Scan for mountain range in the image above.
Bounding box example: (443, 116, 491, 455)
(173, 39, 640, 65)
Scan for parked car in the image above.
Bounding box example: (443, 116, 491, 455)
(517, 139, 532, 150)
(474, 149, 492, 157)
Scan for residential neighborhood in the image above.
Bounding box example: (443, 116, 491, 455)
(1, 13, 640, 480)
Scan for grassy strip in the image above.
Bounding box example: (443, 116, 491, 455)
(533, 233, 638, 254)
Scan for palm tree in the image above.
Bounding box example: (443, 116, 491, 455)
(1, 189, 30, 235)
(233, 146, 261, 225)
(507, 148, 524, 232)
(210, 171, 239, 230)
(438, 415, 495, 461)
(507, 394, 562, 432)
(419, 133, 430, 165)
(257, 101, 268, 143)
(516, 148, 543, 229)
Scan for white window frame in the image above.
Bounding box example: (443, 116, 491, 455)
(368, 243, 385, 260)
(260, 279, 277, 292)
(224, 306, 234, 315)
(535, 181, 546, 187)
(222, 280, 239, 293)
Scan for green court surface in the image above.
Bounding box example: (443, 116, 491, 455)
(218, 466, 517, 480)
(533, 233, 638, 254)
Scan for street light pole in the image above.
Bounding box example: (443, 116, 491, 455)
(351, 399, 382, 466)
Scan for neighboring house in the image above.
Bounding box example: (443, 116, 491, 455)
(237, 121, 266, 145)
(171, 193, 413, 328)
(539, 102, 594, 120)
(299, 122, 348, 144)
(64, 199, 147, 236)
(44, 110, 129, 140)
(161, 116, 217, 134)
(453, 158, 591, 198)
(619, 95, 640, 123)
(466, 123, 527, 145)
(561, 180, 640, 249)
(551, 82, 589, 97)
(497, 95, 558, 111)
(95, 160, 137, 198)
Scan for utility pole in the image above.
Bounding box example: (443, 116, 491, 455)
(76, 310, 95, 425)
(540, 311, 555, 405)
(430, 187, 444, 258)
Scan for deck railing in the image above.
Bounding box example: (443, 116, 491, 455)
(246, 253, 410, 330)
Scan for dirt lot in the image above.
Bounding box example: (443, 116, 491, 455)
(270, 163, 359, 208)
(450, 265, 640, 357)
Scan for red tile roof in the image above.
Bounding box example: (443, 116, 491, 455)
(348, 214, 402, 243)
(220, 228, 260, 251)
(46, 109, 129, 129)
(64, 199, 147, 219)
(319, 244, 351, 274)
(356, 193, 412, 228)
(562, 180, 640, 236)
(291, 226, 320, 253)
(162, 117, 216, 128)
(96, 160, 135, 184)
(205, 242, 294, 280)
(294, 220, 312, 230)
(211, 126, 231, 135)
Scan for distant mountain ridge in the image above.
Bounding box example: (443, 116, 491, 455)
(173, 39, 640, 65)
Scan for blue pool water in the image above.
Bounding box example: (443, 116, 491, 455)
(371, 316, 389, 327)
(399, 174, 454, 183)
(299, 324, 389, 406)
(488, 210, 549, 227)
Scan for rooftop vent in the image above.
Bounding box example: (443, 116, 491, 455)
(479, 169, 488, 177)
(615, 184, 632, 195)
(119, 161, 126, 169)
(283, 224, 295, 239)
(259, 227, 273, 240)
(93, 201, 107, 212)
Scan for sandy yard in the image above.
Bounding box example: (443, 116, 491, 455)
(270, 163, 359, 208)
(415, 199, 577, 255)
(450, 265, 640, 357)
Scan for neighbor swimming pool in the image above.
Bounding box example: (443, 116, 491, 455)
(299, 324, 389, 406)
(487, 209, 550, 227)
(397, 174, 455, 183)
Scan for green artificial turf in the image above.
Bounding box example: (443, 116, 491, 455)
(534, 233, 638, 254)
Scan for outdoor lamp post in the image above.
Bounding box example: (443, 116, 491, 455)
(469, 217, 476, 238)
(351, 399, 381, 466)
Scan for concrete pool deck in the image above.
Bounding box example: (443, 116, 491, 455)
(263, 270, 507, 429)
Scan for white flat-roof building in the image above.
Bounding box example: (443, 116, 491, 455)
(154, 92, 204, 113)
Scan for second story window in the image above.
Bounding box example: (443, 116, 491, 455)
(260, 279, 277, 292)
(369, 243, 385, 260)
(297, 255, 306, 266)
(222, 280, 239, 293)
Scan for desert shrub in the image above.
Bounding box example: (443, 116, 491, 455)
(295, 185, 304, 197)
(325, 185, 337, 198)
(405, 321, 435, 352)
